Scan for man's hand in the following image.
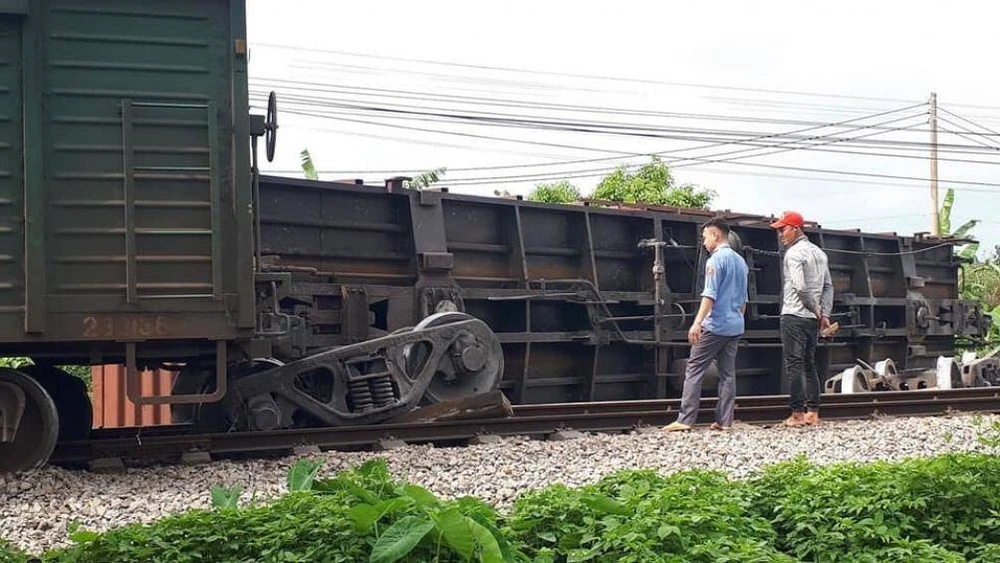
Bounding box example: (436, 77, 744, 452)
(688, 322, 702, 345)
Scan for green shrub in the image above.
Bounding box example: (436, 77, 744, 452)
(746, 453, 1000, 561)
(526, 181, 580, 204)
(22, 452, 1000, 562)
(0, 539, 30, 563)
(45, 459, 514, 563)
(507, 468, 791, 562)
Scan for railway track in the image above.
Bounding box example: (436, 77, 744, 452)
(50, 388, 1000, 469)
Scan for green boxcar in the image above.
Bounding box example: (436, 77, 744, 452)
(0, 0, 253, 354)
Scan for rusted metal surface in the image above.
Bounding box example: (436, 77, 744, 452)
(50, 388, 1000, 467)
(91, 365, 175, 429)
(256, 175, 987, 406)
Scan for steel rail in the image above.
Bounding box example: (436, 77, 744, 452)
(50, 388, 1000, 467)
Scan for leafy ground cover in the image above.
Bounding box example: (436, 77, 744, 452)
(5, 447, 1000, 562)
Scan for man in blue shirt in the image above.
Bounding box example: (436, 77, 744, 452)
(664, 218, 749, 431)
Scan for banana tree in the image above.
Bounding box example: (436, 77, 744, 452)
(939, 188, 979, 260)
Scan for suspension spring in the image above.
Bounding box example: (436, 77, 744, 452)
(370, 376, 396, 407)
(348, 379, 374, 412)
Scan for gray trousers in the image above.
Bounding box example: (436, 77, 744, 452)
(677, 330, 740, 426)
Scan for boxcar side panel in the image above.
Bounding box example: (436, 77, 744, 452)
(0, 0, 252, 345)
(0, 17, 24, 321)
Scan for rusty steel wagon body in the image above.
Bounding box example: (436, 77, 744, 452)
(256, 175, 987, 404)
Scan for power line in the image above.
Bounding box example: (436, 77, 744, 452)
(654, 169, 948, 191)
(271, 122, 582, 161)
(276, 106, 643, 155)
(255, 93, 1000, 156)
(935, 111, 1000, 152)
(936, 116, 1000, 151)
(261, 165, 955, 194)
(821, 213, 930, 224)
(261, 96, 947, 156)
(251, 89, 929, 141)
(665, 113, 928, 169)
(265, 105, 1000, 190)
(251, 43, 1000, 114)
(251, 42, 930, 105)
(821, 243, 956, 256)
(265, 98, 923, 160)
(249, 76, 932, 130)
(437, 156, 1000, 192)
(268, 108, 945, 178)
(938, 106, 1000, 140)
(267, 102, 1000, 172)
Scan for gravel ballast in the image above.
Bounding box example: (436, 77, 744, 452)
(1, 413, 997, 554)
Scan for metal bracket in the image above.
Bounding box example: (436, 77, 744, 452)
(420, 252, 454, 271)
(125, 340, 228, 405)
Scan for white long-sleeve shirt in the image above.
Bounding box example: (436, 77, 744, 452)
(781, 235, 834, 319)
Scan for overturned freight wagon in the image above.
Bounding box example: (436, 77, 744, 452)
(257, 175, 989, 404)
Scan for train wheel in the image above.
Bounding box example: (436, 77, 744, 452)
(169, 362, 231, 432)
(170, 362, 214, 426)
(404, 312, 504, 404)
(223, 359, 288, 432)
(20, 365, 93, 441)
(0, 368, 59, 472)
(171, 359, 284, 432)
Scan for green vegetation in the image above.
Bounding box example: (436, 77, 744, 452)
(591, 156, 715, 209)
(42, 458, 513, 563)
(299, 148, 318, 180)
(10, 451, 999, 562)
(297, 152, 710, 208)
(403, 167, 448, 190)
(0, 539, 30, 563)
(525, 157, 715, 210)
(526, 181, 581, 204)
(939, 187, 979, 260)
(296, 148, 445, 191)
(941, 186, 1000, 350)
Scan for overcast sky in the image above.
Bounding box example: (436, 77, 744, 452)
(245, 1, 1000, 256)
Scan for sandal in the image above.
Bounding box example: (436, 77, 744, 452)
(662, 421, 692, 432)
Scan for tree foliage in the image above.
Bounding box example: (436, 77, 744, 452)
(527, 180, 580, 204)
(943, 188, 1000, 350)
(592, 156, 715, 209)
(939, 187, 979, 260)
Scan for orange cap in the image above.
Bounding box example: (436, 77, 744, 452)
(769, 210, 805, 229)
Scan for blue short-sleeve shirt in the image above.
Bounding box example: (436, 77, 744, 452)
(701, 244, 749, 336)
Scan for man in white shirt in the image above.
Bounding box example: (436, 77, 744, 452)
(770, 210, 833, 427)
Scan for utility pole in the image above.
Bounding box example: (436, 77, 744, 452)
(930, 92, 940, 236)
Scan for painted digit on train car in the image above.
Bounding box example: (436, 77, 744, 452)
(82, 316, 169, 339)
